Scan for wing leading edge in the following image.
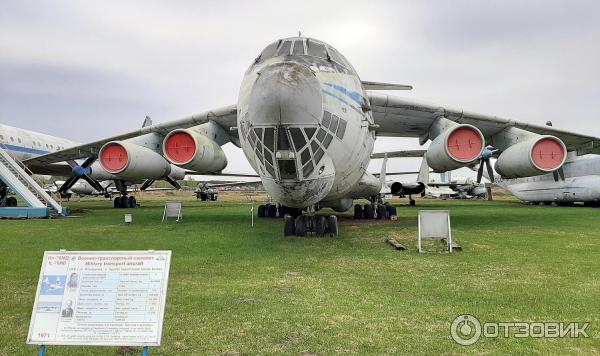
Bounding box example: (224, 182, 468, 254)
(368, 92, 600, 155)
(24, 105, 237, 167)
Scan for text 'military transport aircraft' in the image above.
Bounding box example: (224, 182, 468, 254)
(22, 36, 600, 236)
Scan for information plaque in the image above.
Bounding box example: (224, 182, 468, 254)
(27, 251, 171, 346)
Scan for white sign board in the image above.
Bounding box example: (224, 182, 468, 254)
(162, 202, 182, 222)
(27, 251, 171, 346)
(418, 210, 452, 252)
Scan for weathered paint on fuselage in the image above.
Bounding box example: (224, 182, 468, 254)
(496, 154, 600, 203)
(237, 37, 378, 209)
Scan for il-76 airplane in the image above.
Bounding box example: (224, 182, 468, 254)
(17, 36, 600, 236)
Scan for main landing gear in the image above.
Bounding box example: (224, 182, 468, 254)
(0, 184, 17, 207)
(353, 199, 397, 221)
(256, 203, 339, 237)
(112, 180, 137, 209)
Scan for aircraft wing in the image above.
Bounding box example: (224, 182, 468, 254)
(23, 105, 237, 167)
(369, 92, 600, 154)
(371, 150, 427, 159)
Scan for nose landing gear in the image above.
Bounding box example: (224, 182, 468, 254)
(284, 214, 338, 237)
(256, 203, 338, 237)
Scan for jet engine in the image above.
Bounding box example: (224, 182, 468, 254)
(495, 136, 566, 178)
(426, 124, 485, 172)
(390, 182, 425, 196)
(99, 141, 172, 180)
(162, 129, 227, 173)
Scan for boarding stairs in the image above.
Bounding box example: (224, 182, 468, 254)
(0, 145, 64, 217)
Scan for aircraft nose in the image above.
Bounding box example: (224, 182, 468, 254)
(248, 62, 322, 126)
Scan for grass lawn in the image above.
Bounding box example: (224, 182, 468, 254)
(1, 193, 599, 355)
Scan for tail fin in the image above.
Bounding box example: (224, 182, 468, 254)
(379, 153, 388, 187)
(417, 154, 429, 183)
(142, 115, 153, 128)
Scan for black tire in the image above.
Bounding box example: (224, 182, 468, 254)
(315, 215, 326, 236)
(327, 215, 338, 237)
(390, 206, 397, 217)
(7, 196, 17, 207)
(258, 205, 265, 218)
(200, 193, 208, 201)
(121, 196, 130, 209)
(353, 204, 363, 219)
(113, 197, 121, 208)
(128, 196, 137, 208)
(363, 204, 374, 219)
(377, 204, 387, 220)
(295, 216, 307, 236)
(409, 199, 416, 207)
(267, 204, 277, 218)
(284, 215, 295, 236)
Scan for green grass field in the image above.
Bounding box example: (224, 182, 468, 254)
(1, 195, 599, 355)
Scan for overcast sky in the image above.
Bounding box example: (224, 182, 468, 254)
(1, 0, 599, 177)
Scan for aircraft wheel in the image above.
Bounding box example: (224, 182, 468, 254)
(295, 216, 307, 236)
(353, 204, 363, 219)
(257, 205, 266, 218)
(200, 193, 208, 201)
(386, 205, 397, 219)
(284, 215, 295, 236)
(409, 199, 416, 207)
(7, 196, 17, 207)
(377, 204, 387, 220)
(363, 204, 374, 219)
(120, 196, 130, 209)
(315, 215, 326, 236)
(267, 204, 277, 218)
(327, 215, 338, 237)
(128, 196, 137, 208)
(113, 197, 121, 208)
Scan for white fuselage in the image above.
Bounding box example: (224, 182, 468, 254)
(0, 123, 77, 161)
(237, 37, 378, 210)
(496, 154, 600, 203)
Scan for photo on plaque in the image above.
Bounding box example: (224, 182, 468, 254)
(40, 275, 66, 296)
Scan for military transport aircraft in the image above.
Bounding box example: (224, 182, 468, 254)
(20, 36, 600, 236)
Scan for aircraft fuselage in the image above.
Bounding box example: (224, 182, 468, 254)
(237, 37, 379, 209)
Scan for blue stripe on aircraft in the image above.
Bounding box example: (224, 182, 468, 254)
(321, 89, 363, 116)
(323, 82, 364, 105)
(2, 144, 49, 155)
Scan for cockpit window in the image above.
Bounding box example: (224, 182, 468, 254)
(258, 41, 279, 62)
(327, 46, 348, 67)
(307, 40, 327, 59)
(277, 127, 291, 151)
(292, 40, 305, 55)
(278, 159, 297, 180)
(277, 41, 292, 56)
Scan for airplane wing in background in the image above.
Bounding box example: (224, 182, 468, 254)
(369, 92, 600, 154)
(370, 150, 427, 159)
(23, 105, 237, 167)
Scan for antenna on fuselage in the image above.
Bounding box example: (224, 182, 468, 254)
(298, 31, 302, 37)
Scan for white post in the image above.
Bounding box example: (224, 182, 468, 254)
(417, 214, 422, 253)
(448, 214, 453, 252)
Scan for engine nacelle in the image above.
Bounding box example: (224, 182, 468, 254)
(426, 124, 485, 171)
(495, 136, 566, 178)
(390, 182, 425, 196)
(99, 141, 171, 180)
(162, 129, 227, 173)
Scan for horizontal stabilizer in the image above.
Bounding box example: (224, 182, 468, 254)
(362, 81, 413, 91)
(371, 150, 427, 159)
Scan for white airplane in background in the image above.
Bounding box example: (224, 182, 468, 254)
(17, 36, 600, 236)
